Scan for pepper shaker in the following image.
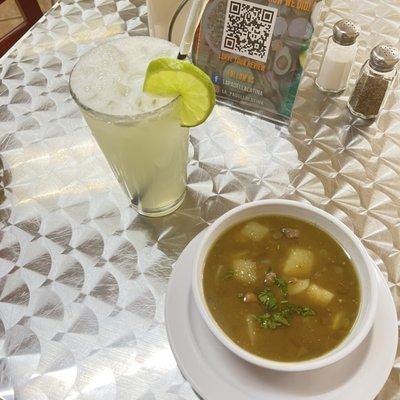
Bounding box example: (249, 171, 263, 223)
(348, 44, 399, 119)
(316, 19, 360, 93)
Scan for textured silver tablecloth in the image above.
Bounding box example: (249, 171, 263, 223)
(0, 0, 399, 399)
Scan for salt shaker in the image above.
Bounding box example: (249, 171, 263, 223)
(348, 44, 399, 119)
(316, 19, 360, 93)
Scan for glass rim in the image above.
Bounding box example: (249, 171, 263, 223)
(68, 39, 180, 124)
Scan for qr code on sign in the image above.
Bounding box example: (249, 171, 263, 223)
(221, 0, 277, 63)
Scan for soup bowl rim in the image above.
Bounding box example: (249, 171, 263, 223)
(192, 199, 379, 372)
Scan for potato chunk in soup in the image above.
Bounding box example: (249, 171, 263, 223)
(284, 248, 314, 278)
(241, 221, 269, 241)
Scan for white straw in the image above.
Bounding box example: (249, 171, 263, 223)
(178, 0, 208, 59)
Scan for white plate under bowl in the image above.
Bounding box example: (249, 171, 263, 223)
(165, 231, 398, 400)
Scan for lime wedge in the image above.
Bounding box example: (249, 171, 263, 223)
(143, 58, 216, 127)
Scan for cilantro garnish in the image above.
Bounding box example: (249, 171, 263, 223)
(255, 275, 315, 330)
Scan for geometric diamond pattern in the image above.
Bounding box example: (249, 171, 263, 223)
(0, 0, 399, 399)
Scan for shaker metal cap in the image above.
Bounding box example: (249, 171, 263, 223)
(332, 19, 360, 46)
(369, 44, 400, 72)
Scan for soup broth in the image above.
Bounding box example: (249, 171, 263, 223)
(203, 216, 360, 362)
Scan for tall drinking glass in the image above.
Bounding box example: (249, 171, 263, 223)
(70, 37, 189, 217)
(147, 0, 190, 43)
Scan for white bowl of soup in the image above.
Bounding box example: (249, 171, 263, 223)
(192, 200, 378, 372)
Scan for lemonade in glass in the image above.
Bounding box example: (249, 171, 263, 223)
(70, 36, 214, 217)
